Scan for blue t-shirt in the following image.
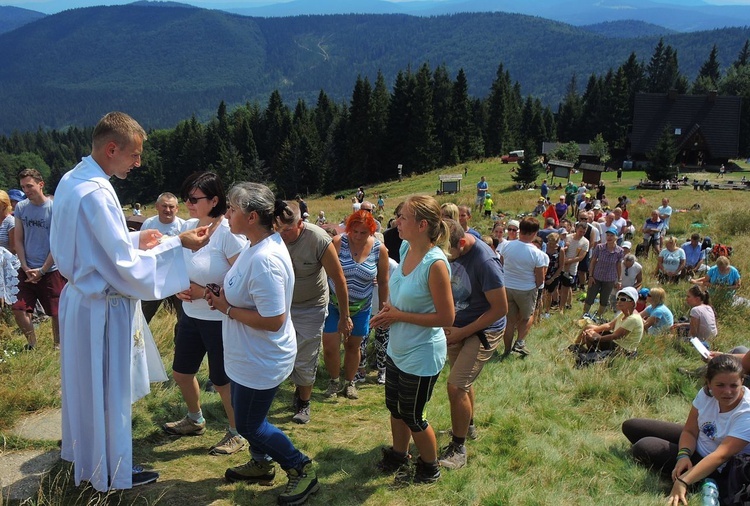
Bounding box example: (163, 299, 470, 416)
(644, 303, 674, 335)
(708, 265, 741, 286)
(450, 240, 506, 333)
(387, 241, 450, 376)
(681, 242, 704, 268)
(14, 198, 55, 271)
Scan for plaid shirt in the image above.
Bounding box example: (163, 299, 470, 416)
(591, 243, 624, 282)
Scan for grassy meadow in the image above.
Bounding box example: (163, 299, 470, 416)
(2, 159, 750, 505)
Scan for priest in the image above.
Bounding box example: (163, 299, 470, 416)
(50, 112, 211, 492)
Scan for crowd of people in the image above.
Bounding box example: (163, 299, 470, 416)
(4, 127, 748, 505)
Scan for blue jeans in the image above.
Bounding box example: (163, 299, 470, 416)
(231, 381, 309, 470)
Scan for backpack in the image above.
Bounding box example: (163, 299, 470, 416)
(702, 236, 713, 252)
(720, 453, 750, 505)
(711, 243, 733, 261)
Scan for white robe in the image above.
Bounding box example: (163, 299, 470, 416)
(50, 156, 189, 492)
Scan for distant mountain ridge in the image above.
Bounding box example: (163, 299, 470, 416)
(0, 6, 46, 34)
(0, 4, 747, 134)
(579, 20, 679, 38)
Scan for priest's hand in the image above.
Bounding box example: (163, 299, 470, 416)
(179, 224, 213, 251)
(139, 229, 162, 250)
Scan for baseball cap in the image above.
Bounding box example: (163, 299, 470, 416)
(605, 226, 617, 235)
(617, 287, 638, 303)
(622, 241, 632, 249)
(559, 195, 565, 200)
(538, 197, 546, 202)
(558, 228, 568, 234)
(8, 189, 25, 202)
(593, 203, 601, 209)
(507, 219, 520, 229)
(638, 288, 650, 299)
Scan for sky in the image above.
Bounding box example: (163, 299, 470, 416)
(4, 0, 750, 14)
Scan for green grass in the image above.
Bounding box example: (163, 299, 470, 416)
(1, 158, 749, 505)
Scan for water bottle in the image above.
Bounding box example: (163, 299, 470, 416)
(701, 478, 720, 506)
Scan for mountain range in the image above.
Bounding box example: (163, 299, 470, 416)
(3, 0, 750, 31)
(0, 3, 748, 134)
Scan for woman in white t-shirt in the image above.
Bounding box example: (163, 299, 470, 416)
(163, 172, 248, 455)
(622, 355, 750, 505)
(205, 183, 318, 504)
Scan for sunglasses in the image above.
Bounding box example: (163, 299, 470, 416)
(507, 228, 518, 232)
(361, 208, 373, 213)
(616, 297, 632, 302)
(186, 196, 210, 204)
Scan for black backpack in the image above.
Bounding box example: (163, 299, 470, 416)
(720, 454, 750, 505)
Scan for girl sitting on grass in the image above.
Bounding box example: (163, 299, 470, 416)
(622, 354, 750, 505)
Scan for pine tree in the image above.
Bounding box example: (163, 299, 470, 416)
(733, 39, 749, 69)
(512, 138, 540, 186)
(647, 125, 678, 181)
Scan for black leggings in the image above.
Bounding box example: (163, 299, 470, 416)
(621, 418, 702, 475)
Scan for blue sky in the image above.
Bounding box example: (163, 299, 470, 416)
(5, 0, 750, 14)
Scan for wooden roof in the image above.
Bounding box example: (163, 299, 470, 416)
(547, 159, 575, 168)
(630, 92, 742, 158)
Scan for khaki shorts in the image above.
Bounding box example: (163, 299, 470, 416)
(289, 304, 328, 386)
(506, 287, 539, 320)
(447, 329, 503, 391)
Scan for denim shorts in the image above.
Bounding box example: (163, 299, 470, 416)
(323, 303, 371, 337)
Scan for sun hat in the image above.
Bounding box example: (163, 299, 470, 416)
(507, 219, 520, 229)
(617, 287, 638, 303)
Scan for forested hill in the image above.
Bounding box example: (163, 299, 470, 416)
(0, 4, 748, 134)
(0, 6, 45, 35)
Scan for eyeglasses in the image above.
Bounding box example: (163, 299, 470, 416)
(186, 196, 210, 204)
(616, 297, 632, 302)
(361, 208, 373, 213)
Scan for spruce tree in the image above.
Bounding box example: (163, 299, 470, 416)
(647, 125, 678, 181)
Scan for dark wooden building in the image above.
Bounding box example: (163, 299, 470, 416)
(630, 91, 742, 170)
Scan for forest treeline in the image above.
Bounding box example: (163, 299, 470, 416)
(1, 38, 749, 203)
(2, 6, 750, 134)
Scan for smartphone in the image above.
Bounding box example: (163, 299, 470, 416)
(205, 283, 221, 297)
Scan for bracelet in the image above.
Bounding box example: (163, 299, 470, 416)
(676, 476, 689, 487)
(39, 268, 46, 276)
(676, 454, 691, 460)
(226, 306, 234, 319)
(677, 447, 692, 457)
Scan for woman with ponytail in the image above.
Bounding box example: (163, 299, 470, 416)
(672, 285, 718, 344)
(371, 195, 455, 485)
(204, 183, 318, 505)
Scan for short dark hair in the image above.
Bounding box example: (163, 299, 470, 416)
(180, 171, 227, 218)
(519, 217, 540, 235)
(18, 168, 44, 184)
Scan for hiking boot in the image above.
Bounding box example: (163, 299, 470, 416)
(225, 459, 276, 485)
(413, 458, 441, 484)
(377, 446, 410, 474)
(344, 380, 359, 399)
(376, 368, 386, 385)
(292, 401, 311, 424)
(512, 341, 530, 357)
(278, 461, 319, 505)
(205, 380, 216, 393)
(131, 465, 159, 487)
(209, 430, 248, 455)
(163, 415, 206, 436)
(393, 463, 413, 485)
(438, 442, 467, 470)
(323, 379, 340, 399)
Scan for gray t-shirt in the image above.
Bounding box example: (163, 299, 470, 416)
(15, 198, 55, 271)
(450, 239, 506, 332)
(287, 222, 332, 308)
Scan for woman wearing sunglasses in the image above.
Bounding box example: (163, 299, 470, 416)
(570, 286, 643, 356)
(162, 172, 248, 456)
